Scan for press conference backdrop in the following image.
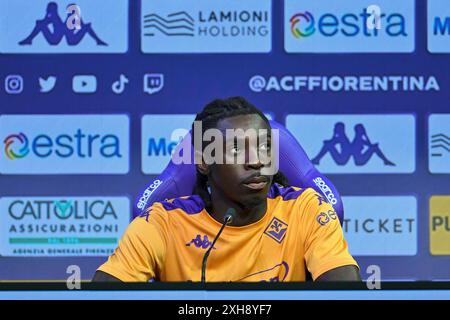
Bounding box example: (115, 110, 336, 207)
(0, 0, 449, 281)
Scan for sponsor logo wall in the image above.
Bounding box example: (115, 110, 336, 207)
(0, 0, 449, 280)
(0, 115, 129, 174)
(141, 114, 195, 174)
(285, 0, 415, 53)
(428, 0, 450, 53)
(342, 196, 417, 256)
(430, 196, 450, 255)
(0, 0, 128, 53)
(428, 114, 450, 173)
(285, 114, 416, 174)
(141, 0, 271, 53)
(0, 197, 130, 257)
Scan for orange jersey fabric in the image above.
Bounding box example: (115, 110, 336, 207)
(98, 184, 358, 282)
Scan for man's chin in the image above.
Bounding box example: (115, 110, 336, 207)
(241, 191, 268, 209)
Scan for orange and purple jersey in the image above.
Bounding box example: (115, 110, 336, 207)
(98, 184, 358, 282)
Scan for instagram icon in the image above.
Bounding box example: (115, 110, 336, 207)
(5, 75, 23, 94)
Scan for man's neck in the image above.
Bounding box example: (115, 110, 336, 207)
(208, 191, 267, 227)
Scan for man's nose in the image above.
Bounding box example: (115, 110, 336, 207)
(245, 147, 264, 170)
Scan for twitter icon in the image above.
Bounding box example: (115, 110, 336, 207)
(39, 76, 57, 93)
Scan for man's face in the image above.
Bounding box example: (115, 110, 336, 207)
(204, 114, 274, 208)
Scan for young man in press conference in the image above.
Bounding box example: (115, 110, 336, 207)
(93, 97, 360, 282)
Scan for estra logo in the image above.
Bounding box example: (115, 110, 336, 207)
(4, 133, 30, 160)
(285, 0, 415, 53)
(0, 115, 129, 174)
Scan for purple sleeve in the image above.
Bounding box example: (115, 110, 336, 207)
(134, 121, 344, 223)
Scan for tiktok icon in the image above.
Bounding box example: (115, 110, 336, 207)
(112, 74, 129, 94)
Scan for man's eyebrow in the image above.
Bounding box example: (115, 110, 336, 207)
(219, 128, 272, 137)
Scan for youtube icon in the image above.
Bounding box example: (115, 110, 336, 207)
(72, 75, 97, 93)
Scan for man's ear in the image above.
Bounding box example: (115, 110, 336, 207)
(194, 149, 210, 175)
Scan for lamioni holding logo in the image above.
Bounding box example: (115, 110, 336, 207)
(0, 115, 129, 174)
(141, 0, 271, 53)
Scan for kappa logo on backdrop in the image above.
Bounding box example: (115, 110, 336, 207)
(312, 122, 395, 167)
(18, 2, 107, 46)
(0, 0, 128, 53)
(285, 114, 415, 174)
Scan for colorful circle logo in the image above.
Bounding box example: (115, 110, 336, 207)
(290, 12, 315, 38)
(4, 133, 30, 160)
(316, 212, 330, 226)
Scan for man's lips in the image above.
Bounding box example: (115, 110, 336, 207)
(243, 181, 268, 190)
(242, 175, 270, 190)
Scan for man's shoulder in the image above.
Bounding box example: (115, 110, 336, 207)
(268, 184, 330, 216)
(268, 183, 316, 202)
(141, 195, 205, 218)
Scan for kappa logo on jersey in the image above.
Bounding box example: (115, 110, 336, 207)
(186, 234, 216, 250)
(139, 208, 152, 222)
(316, 194, 329, 206)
